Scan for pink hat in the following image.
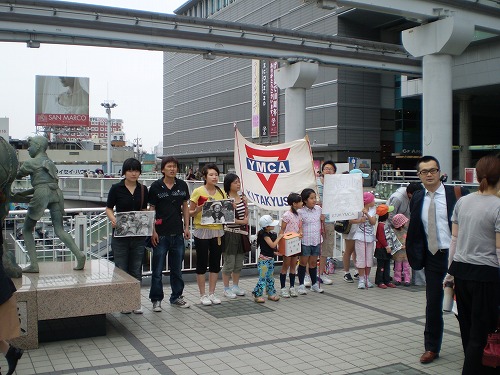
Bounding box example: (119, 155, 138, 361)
(363, 192, 375, 205)
(392, 214, 409, 229)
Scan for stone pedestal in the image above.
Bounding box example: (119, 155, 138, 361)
(10, 259, 140, 349)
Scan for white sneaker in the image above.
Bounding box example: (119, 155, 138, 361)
(200, 295, 212, 306)
(319, 274, 333, 285)
(366, 280, 374, 288)
(280, 287, 290, 298)
(358, 281, 366, 289)
(311, 283, 324, 293)
(298, 285, 308, 295)
(232, 285, 246, 296)
(289, 286, 298, 297)
(223, 289, 237, 299)
(132, 307, 143, 314)
(209, 293, 221, 305)
(304, 275, 312, 287)
(152, 301, 162, 312)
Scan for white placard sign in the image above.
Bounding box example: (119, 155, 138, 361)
(322, 174, 363, 221)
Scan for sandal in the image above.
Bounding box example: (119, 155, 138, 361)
(254, 296, 265, 303)
(268, 294, 280, 302)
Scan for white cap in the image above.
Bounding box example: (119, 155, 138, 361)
(259, 215, 279, 228)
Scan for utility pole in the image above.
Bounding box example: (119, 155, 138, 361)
(100, 100, 117, 175)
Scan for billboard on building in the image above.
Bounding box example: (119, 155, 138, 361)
(35, 76, 90, 127)
(0, 118, 8, 141)
(251, 60, 279, 138)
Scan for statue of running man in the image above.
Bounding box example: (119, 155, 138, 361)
(16, 136, 85, 273)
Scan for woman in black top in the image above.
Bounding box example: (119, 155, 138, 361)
(106, 158, 148, 314)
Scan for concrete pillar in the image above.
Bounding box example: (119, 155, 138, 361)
(422, 54, 453, 177)
(402, 16, 474, 176)
(458, 94, 472, 181)
(275, 61, 318, 142)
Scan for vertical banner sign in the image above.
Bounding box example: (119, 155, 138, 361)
(251, 60, 260, 138)
(269, 61, 279, 136)
(35, 75, 90, 127)
(259, 60, 269, 137)
(234, 128, 317, 210)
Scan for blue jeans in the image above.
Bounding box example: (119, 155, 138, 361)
(111, 236, 145, 281)
(149, 234, 185, 304)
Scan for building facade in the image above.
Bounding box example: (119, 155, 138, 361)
(165, 0, 500, 177)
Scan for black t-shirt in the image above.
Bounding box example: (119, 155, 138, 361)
(257, 230, 277, 258)
(106, 180, 148, 212)
(148, 177, 190, 236)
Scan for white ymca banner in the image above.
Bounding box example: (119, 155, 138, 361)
(322, 174, 364, 221)
(234, 127, 317, 210)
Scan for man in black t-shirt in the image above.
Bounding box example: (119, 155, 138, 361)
(148, 156, 191, 311)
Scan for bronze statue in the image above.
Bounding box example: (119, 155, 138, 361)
(15, 136, 85, 273)
(0, 137, 22, 278)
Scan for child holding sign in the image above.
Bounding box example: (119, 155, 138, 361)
(278, 193, 303, 298)
(353, 192, 377, 289)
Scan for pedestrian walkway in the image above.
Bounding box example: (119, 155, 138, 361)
(5, 271, 464, 375)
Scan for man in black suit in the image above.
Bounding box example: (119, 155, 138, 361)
(407, 155, 468, 364)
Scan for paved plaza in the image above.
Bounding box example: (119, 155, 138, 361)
(3, 270, 465, 375)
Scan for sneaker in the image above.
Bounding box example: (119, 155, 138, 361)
(171, 297, 190, 308)
(132, 307, 143, 314)
(357, 281, 366, 289)
(386, 283, 397, 288)
(353, 273, 360, 280)
(319, 274, 333, 285)
(298, 284, 308, 295)
(311, 283, 324, 293)
(223, 288, 237, 299)
(232, 285, 246, 296)
(377, 283, 388, 289)
(120, 311, 131, 314)
(289, 286, 298, 297)
(395, 281, 402, 286)
(280, 287, 290, 298)
(304, 274, 312, 287)
(404, 282, 411, 287)
(366, 280, 374, 288)
(200, 295, 212, 306)
(208, 293, 221, 305)
(343, 273, 354, 283)
(152, 301, 162, 312)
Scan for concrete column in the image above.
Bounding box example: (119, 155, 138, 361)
(422, 54, 453, 177)
(458, 94, 472, 181)
(275, 61, 318, 142)
(402, 16, 474, 177)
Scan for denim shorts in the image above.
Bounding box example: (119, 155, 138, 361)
(301, 244, 320, 256)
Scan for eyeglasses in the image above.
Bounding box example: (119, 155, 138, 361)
(418, 168, 439, 176)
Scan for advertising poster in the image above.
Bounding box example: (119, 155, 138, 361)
(269, 61, 279, 136)
(35, 75, 90, 127)
(259, 59, 268, 137)
(251, 60, 260, 138)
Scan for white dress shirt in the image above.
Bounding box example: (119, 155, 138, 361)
(422, 184, 451, 250)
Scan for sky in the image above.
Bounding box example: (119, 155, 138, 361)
(0, 0, 188, 152)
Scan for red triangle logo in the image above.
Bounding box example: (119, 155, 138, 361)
(245, 145, 290, 194)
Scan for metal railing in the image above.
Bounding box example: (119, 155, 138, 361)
(3, 206, 346, 277)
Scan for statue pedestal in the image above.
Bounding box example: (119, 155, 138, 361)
(10, 259, 140, 349)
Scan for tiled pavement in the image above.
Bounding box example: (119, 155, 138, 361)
(2, 271, 465, 375)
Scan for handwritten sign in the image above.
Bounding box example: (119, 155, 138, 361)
(322, 174, 363, 221)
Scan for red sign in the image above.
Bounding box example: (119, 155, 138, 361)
(36, 113, 89, 127)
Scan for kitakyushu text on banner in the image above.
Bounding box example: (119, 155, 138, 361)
(234, 128, 317, 210)
(322, 174, 364, 221)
